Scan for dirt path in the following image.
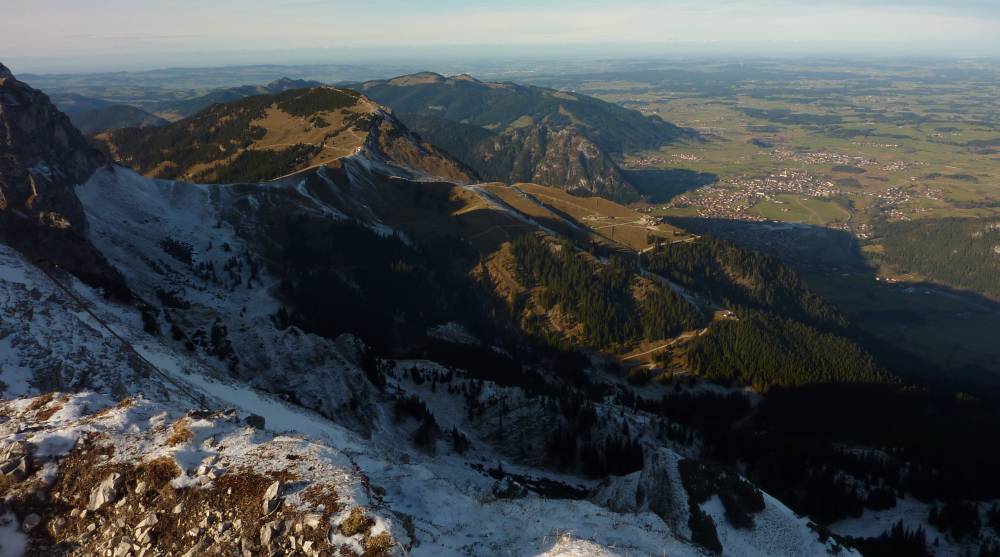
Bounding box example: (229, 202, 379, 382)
(621, 328, 708, 361)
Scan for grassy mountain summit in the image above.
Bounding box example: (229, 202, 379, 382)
(357, 72, 695, 202)
(96, 86, 473, 184)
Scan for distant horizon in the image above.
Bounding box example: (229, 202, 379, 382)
(4, 0, 1000, 74)
(8, 41, 1000, 76)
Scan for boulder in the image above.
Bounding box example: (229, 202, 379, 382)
(245, 414, 266, 429)
(87, 472, 124, 511)
(259, 519, 282, 546)
(261, 480, 281, 514)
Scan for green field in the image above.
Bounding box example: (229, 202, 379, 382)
(751, 195, 851, 226)
(561, 61, 1000, 231)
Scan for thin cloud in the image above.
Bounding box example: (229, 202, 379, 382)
(64, 33, 202, 42)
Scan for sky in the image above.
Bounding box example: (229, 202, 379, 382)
(4, 0, 1000, 73)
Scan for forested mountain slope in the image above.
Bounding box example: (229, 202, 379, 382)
(872, 217, 1000, 299)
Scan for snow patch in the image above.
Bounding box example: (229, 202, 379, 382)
(0, 513, 27, 557)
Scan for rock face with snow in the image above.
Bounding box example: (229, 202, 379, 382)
(0, 62, 98, 231)
(0, 394, 394, 557)
(0, 63, 128, 297)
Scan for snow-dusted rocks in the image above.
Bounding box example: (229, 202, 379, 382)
(0, 393, 393, 557)
(0, 440, 31, 482)
(86, 472, 123, 511)
(20, 513, 41, 532)
(0, 245, 152, 400)
(262, 480, 282, 515)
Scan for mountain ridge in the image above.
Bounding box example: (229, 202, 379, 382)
(95, 86, 475, 184)
(356, 72, 696, 202)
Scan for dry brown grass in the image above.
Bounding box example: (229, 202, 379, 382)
(384, 74, 444, 86)
(370, 177, 529, 253)
(136, 456, 181, 491)
(251, 101, 375, 165)
(363, 531, 394, 556)
(26, 392, 55, 412)
(89, 396, 136, 420)
(339, 507, 373, 537)
(185, 153, 239, 180)
(165, 418, 194, 447)
(301, 483, 342, 519)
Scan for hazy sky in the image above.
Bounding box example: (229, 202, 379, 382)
(4, 0, 1000, 72)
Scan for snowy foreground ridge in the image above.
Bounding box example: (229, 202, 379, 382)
(0, 163, 856, 556)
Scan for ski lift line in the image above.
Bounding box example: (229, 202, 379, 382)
(34, 261, 213, 412)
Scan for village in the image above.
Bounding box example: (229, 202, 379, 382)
(664, 169, 841, 221)
(659, 166, 945, 235)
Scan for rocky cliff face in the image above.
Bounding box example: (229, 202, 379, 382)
(0, 62, 128, 298)
(365, 111, 475, 183)
(358, 72, 695, 202)
(0, 62, 99, 230)
(503, 126, 636, 202)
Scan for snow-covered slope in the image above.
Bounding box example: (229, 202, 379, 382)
(0, 245, 697, 556)
(74, 165, 379, 433)
(0, 244, 171, 402)
(0, 155, 861, 556)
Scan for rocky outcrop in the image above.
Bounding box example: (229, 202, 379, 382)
(0, 61, 130, 299)
(0, 440, 31, 482)
(87, 473, 124, 511)
(365, 110, 475, 183)
(590, 448, 688, 534)
(0, 394, 396, 557)
(504, 126, 638, 202)
(395, 114, 642, 202)
(0, 62, 98, 231)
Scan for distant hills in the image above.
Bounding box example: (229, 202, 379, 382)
(49, 92, 168, 134)
(67, 105, 168, 134)
(151, 77, 324, 120)
(47, 78, 324, 134)
(357, 72, 695, 201)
